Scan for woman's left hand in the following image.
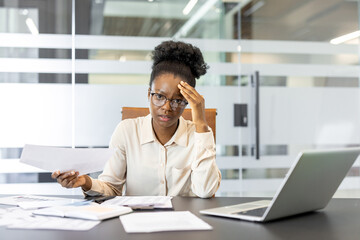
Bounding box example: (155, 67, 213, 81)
(178, 81, 209, 133)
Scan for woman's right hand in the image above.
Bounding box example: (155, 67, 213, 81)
(51, 170, 92, 191)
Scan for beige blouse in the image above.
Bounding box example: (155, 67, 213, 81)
(85, 114, 221, 198)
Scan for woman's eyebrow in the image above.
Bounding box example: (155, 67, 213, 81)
(154, 89, 183, 98)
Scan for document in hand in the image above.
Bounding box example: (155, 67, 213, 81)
(32, 203, 133, 221)
(20, 144, 115, 175)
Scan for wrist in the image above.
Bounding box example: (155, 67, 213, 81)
(80, 175, 92, 192)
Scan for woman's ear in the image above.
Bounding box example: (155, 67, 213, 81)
(147, 88, 151, 100)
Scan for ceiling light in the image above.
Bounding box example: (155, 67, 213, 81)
(119, 55, 127, 62)
(330, 30, 360, 45)
(25, 18, 39, 35)
(21, 9, 28, 15)
(183, 0, 198, 15)
(174, 0, 218, 38)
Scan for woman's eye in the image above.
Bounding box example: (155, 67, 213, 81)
(156, 94, 165, 100)
(173, 99, 182, 104)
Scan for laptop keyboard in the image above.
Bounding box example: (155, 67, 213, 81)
(234, 207, 268, 217)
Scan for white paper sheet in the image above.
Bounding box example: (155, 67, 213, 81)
(120, 211, 212, 233)
(18, 199, 87, 210)
(0, 195, 85, 209)
(7, 215, 100, 231)
(0, 195, 65, 206)
(20, 144, 115, 175)
(101, 196, 173, 209)
(0, 207, 34, 226)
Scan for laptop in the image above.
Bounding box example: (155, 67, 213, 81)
(200, 147, 360, 222)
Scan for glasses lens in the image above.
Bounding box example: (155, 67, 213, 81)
(152, 93, 166, 107)
(169, 101, 179, 109)
(170, 100, 187, 110)
(151, 93, 187, 110)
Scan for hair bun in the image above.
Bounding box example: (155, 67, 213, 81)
(152, 41, 208, 79)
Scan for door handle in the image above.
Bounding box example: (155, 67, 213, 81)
(252, 71, 260, 160)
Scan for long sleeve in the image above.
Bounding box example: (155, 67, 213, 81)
(190, 130, 221, 198)
(84, 123, 127, 197)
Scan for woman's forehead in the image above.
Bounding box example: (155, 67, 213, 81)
(151, 74, 184, 95)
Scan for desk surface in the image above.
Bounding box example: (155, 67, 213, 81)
(1, 196, 360, 240)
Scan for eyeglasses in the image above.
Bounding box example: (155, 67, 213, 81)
(150, 92, 188, 110)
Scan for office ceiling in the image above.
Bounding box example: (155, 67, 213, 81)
(1, 0, 357, 42)
(98, 0, 359, 42)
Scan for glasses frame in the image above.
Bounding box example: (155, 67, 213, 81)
(150, 92, 188, 111)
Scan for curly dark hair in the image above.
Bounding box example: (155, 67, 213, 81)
(149, 40, 209, 88)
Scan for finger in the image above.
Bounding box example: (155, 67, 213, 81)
(179, 81, 201, 98)
(51, 170, 60, 179)
(65, 174, 78, 182)
(65, 178, 77, 188)
(60, 176, 76, 188)
(179, 88, 201, 105)
(179, 88, 196, 104)
(66, 173, 81, 188)
(60, 171, 76, 179)
(178, 84, 197, 102)
(54, 170, 73, 179)
(57, 171, 78, 184)
(68, 177, 81, 188)
(59, 177, 68, 187)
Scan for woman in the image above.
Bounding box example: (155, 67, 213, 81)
(52, 40, 221, 198)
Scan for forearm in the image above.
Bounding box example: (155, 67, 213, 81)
(190, 131, 221, 198)
(83, 177, 124, 197)
(195, 120, 209, 133)
(191, 160, 221, 198)
(84, 143, 127, 196)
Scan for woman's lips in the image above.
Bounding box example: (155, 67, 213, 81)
(159, 115, 171, 122)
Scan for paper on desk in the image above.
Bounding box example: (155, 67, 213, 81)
(101, 196, 173, 209)
(0, 195, 65, 206)
(7, 215, 100, 231)
(0, 195, 85, 209)
(120, 211, 212, 233)
(0, 207, 34, 226)
(20, 144, 115, 175)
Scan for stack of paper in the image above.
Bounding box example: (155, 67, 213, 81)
(0, 195, 128, 231)
(0, 207, 100, 231)
(32, 203, 133, 220)
(101, 196, 173, 209)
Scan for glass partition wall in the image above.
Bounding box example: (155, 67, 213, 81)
(0, 0, 359, 197)
(236, 0, 360, 197)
